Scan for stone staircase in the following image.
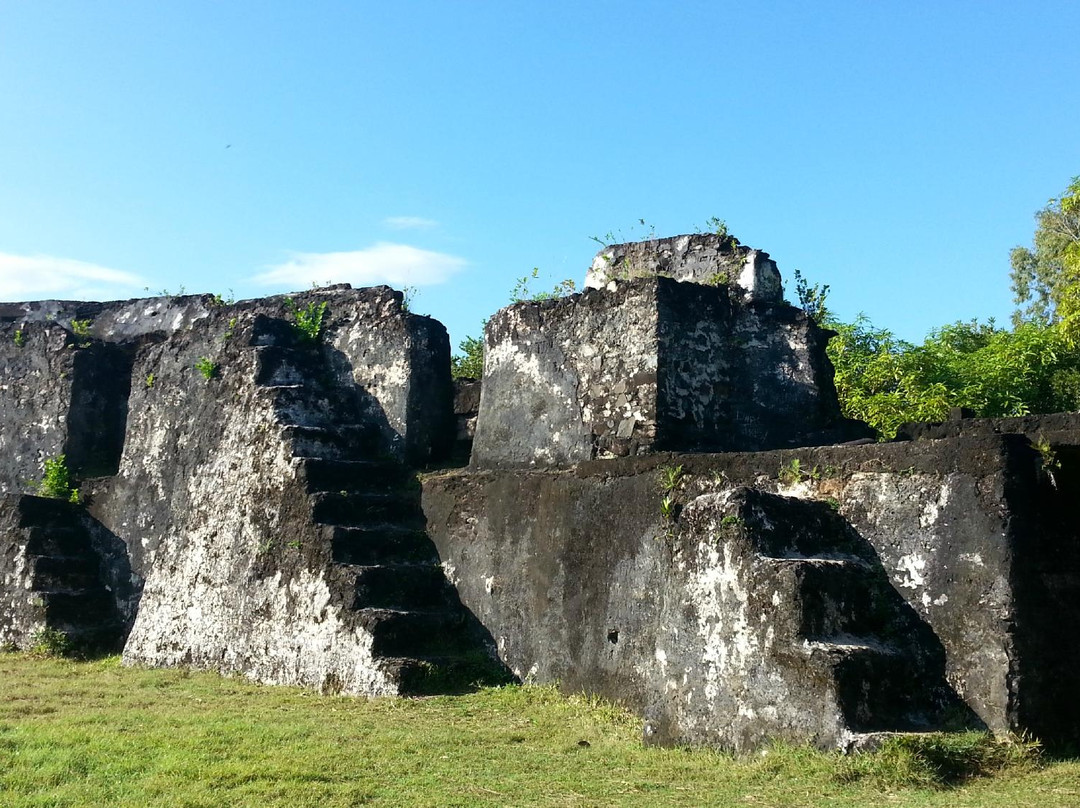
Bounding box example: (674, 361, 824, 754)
(251, 318, 507, 693)
(0, 495, 124, 653)
(752, 492, 961, 734)
(688, 487, 973, 748)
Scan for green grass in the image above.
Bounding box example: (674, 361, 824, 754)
(1, 654, 1077, 807)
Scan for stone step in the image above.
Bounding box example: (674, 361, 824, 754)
(299, 458, 415, 494)
(27, 555, 100, 592)
(735, 489, 874, 562)
(38, 589, 118, 627)
(357, 608, 472, 658)
(262, 385, 359, 428)
(55, 622, 127, 655)
(23, 526, 96, 559)
(253, 345, 320, 386)
(351, 564, 452, 611)
(328, 525, 439, 566)
(310, 490, 423, 527)
(805, 639, 944, 733)
(764, 557, 891, 639)
(282, 424, 382, 460)
(381, 653, 514, 695)
(16, 496, 83, 530)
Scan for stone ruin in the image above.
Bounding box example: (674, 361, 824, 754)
(2, 233, 1079, 753)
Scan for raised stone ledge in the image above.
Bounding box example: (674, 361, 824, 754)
(424, 432, 1080, 749)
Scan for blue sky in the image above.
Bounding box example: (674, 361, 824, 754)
(1, 1, 1077, 349)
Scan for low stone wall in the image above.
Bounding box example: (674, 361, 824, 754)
(423, 434, 1080, 747)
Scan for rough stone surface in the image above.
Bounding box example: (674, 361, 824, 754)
(3, 259, 1079, 753)
(584, 233, 783, 303)
(0, 495, 127, 653)
(472, 277, 867, 468)
(424, 434, 1080, 748)
(452, 379, 482, 462)
(0, 286, 496, 694)
(895, 410, 1080, 444)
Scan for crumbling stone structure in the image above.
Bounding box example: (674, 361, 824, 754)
(2, 234, 1078, 752)
(474, 273, 868, 468)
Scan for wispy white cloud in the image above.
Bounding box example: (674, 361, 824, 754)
(253, 242, 466, 290)
(382, 216, 439, 231)
(0, 252, 148, 301)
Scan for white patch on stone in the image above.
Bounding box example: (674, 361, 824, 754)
(896, 553, 927, 589)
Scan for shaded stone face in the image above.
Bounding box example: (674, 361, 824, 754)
(472, 277, 866, 469)
(424, 433, 1080, 750)
(584, 233, 783, 303)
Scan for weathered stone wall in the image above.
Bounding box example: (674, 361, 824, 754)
(0, 495, 129, 652)
(0, 286, 461, 691)
(0, 287, 452, 485)
(4, 268, 1079, 753)
(473, 281, 660, 467)
(0, 323, 80, 494)
(655, 281, 851, 452)
(473, 277, 865, 469)
(423, 434, 1080, 747)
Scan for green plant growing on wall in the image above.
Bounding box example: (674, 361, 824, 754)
(777, 458, 820, 486)
(1034, 436, 1060, 471)
(285, 298, 328, 343)
(70, 319, 92, 347)
(657, 463, 686, 524)
(792, 269, 831, 325)
(1033, 435, 1060, 487)
(589, 218, 657, 248)
(147, 285, 186, 297)
(700, 216, 730, 240)
(145, 373, 155, 389)
(658, 463, 684, 493)
(659, 496, 677, 520)
(221, 317, 238, 342)
(510, 268, 577, 303)
(195, 357, 219, 381)
(14, 329, 24, 347)
(36, 455, 79, 502)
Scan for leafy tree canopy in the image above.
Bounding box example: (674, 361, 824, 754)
(1010, 177, 1080, 336)
(450, 334, 484, 381)
(826, 317, 1080, 438)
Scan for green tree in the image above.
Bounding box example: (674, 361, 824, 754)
(1010, 176, 1080, 335)
(827, 316, 1080, 439)
(450, 335, 484, 380)
(791, 269, 831, 325)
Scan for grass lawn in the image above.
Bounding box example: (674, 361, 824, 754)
(1, 653, 1077, 807)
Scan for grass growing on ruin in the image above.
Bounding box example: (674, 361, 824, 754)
(1, 654, 1077, 808)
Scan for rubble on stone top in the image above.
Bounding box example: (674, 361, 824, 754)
(584, 232, 783, 303)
